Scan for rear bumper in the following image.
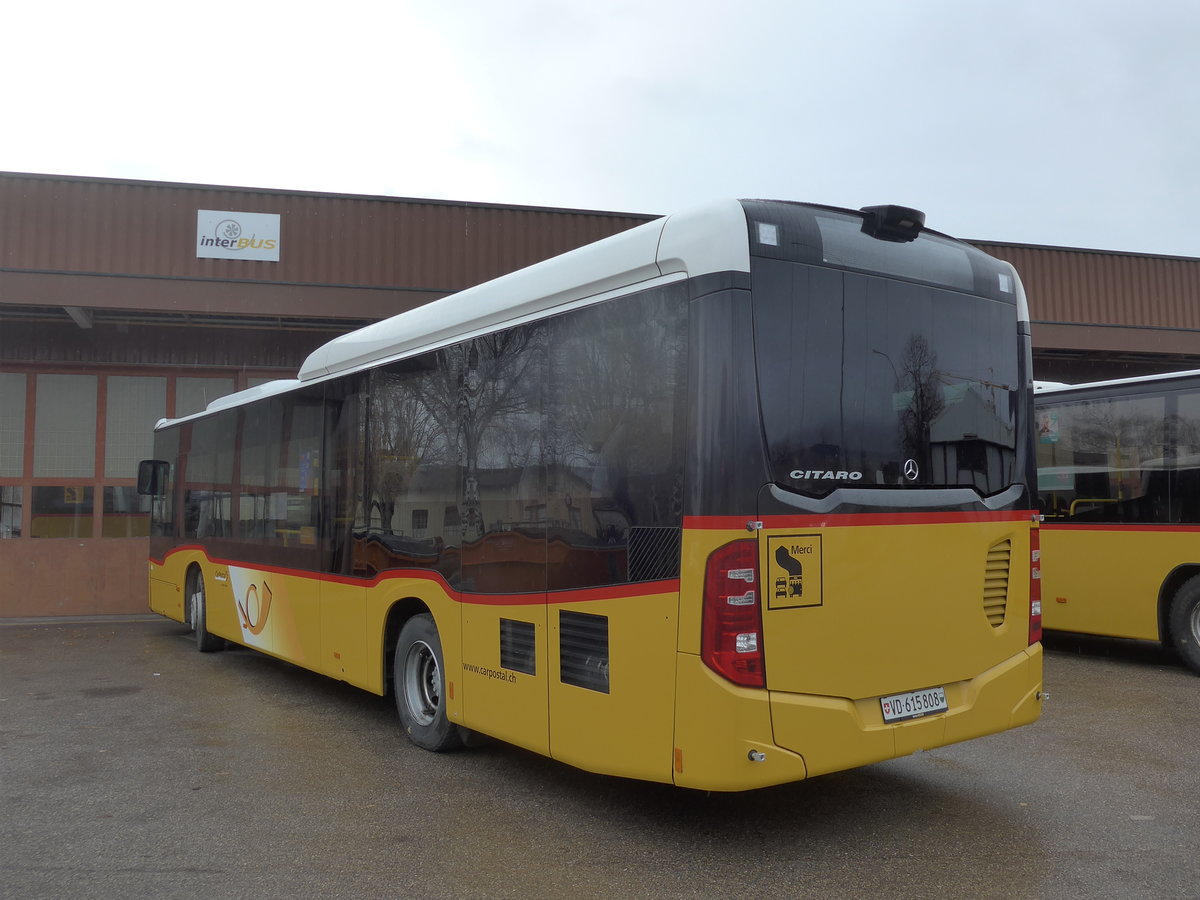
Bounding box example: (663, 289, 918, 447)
(771, 643, 1043, 778)
(672, 645, 1042, 791)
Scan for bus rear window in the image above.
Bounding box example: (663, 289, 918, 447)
(753, 259, 1020, 496)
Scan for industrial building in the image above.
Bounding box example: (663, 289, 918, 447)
(3, 171, 1198, 617)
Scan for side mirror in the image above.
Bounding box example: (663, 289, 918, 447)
(137, 459, 169, 496)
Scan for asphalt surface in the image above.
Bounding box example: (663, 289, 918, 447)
(1, 618, 1197, 899)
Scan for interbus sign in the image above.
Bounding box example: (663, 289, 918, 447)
(196, 209, 280, 261)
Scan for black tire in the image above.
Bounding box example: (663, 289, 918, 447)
(394, 613, 462, 751)
(1169, 575, 1200, 675)
(187, 568, 225, 653)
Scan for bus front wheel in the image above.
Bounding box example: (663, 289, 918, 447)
(394, 614, 463, 751)
(187, 569, 225, 653)
(1168, 576, 1200, 675)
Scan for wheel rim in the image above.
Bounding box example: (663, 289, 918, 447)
(1191, 602, 1200, 642)
(402, 639, 440, 727)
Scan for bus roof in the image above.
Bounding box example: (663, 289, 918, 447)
(296, 199, 750, 384)
(1034, 368, 1200, 397)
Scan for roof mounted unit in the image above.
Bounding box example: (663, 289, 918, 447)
(859, 205, 925, 243)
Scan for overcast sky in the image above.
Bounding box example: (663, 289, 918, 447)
(5, 1, 1199, 256)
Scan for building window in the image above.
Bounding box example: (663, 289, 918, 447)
(105, 376, 166, 479)
(103, 486, 151, 538)
(31, 486, 94, 538)
(412, 508, 429, 537)
(34, 374, 96, 478)
(0, 373, 25, 478)
(0, 487, 21, 538)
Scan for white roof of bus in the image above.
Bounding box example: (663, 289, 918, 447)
(297, 199, 751, 383)
(1035, 368, 1200, 396)
(154, 378, 303, 430)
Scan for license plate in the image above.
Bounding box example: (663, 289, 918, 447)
(880, 686, 948, 723)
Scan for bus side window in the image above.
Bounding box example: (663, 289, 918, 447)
(1174, 467, 1200, 524)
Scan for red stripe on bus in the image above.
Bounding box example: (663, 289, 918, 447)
(683, 510, 1035, 530)
(325, 568, 454, 591)
(152, 546, 677, 605)
(461, 580, 679, 606)
(1041, 522, 1200, 534)
(152, 546, 458, 591)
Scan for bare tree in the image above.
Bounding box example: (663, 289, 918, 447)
(898, 333, 946, 468)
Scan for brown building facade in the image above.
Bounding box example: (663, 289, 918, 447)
(974, 240, 1200, 382)
(2, 172, 1199, 617)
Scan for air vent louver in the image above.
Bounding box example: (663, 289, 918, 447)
(628, 526, 682, 582)
(500, 619, 536, 675)
(559, 611, 610, 693)
(983, 539, 1012, 627)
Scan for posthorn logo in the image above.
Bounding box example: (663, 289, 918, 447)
(215, 219, 241, 242)
(196, 210, 280, 261)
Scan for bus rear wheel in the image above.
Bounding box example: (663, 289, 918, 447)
(1168, 576, 1200, 675)
(187, 569, 225, 653)
(394, 613, 463, 751)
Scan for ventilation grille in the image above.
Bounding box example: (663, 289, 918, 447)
(983, 539, 1012, 627)
(559, 611, 610, 693)
(628, 526, 682, 582)
(500, 619, 536, 675)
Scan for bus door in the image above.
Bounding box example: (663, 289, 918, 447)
(318, 379, 369, 691)
(317, 577, 367, 687)
(459, 528, 549, 756)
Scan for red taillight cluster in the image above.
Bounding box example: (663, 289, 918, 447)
(701, 539, 765, 688)
(1029, 526, 1042, 645)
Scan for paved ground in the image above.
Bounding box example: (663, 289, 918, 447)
(1, 618, 1197, 899)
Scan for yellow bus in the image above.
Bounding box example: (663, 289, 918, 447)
(139, 199, 1043, 790)
(1037, 371, 1200, 674)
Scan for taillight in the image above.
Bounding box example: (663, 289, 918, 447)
(702, 539, 765, 688)
(1029, 526, 1042, 645)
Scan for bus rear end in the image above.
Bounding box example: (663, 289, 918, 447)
(673, 201, 1042, 790)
